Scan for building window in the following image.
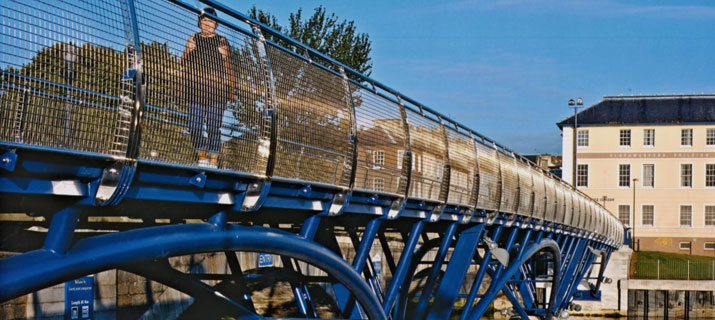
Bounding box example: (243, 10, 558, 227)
(680, 164, 692, 187)
(619, 129, 631, 146)
(618, 205, 630, 225)
(373, 150, 385, 166)
(680, 205, 692, 227)
(643, 129, 655, 146)
(706, 164, 715, 187)
(619, 164, 631, 187)
(681, 129, 693, 146)
(396, 150, 404, 169)
(642, 164, 654, 187)
(705, 242, 715, 250)
(577, 129, 589, 147)
(707, 129, 715, 146)
(373, 178, 385, 192)
(679, 242, 691, 250)
(642, 205, 654, 226)
(706, 205, 715, 226)
(576, 164, 588, 187)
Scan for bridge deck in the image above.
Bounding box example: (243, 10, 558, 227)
(0, 0, 624, 319)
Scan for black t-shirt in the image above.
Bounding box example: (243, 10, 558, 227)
(182, 33, 231, 105)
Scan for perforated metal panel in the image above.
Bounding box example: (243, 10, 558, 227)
(498, 152, 518, 214)
(405, 109, 445, 201)
(0, 0, 134, 156)
(133, 1, 271, 174)
(516, 160, 533, 216)
(268, 45, 353, 186)
(474, 141, 500, 211)
(446, 127, 477, 206)
(350, 83, 406, 194)
(531, 168, 546, 220)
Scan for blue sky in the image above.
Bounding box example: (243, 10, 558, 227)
(223, 0, 715, 155)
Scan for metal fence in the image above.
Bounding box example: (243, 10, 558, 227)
(633, 259, 715, 280)
(0, 0, 624, 244)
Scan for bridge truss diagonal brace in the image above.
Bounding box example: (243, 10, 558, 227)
(467, 239, 562, 320)
(425, 223, 485, 320)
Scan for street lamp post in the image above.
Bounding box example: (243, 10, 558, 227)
(569, 98, 583, 187)
(632, 177, 638, 251)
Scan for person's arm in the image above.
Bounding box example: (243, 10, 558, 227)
(217, 36, 237, 100)
(176, 34, 196, 97)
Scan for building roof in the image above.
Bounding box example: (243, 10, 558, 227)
(556, 95, 715, 129)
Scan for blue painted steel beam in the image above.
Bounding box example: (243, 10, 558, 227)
(425, 223, 484, 320)
(467, 239, 561, 320)
(415, 221, 458, 318)
(382, 220, 425, 315)
(0, 222, 387, 320)
(459, 225, 503, 320)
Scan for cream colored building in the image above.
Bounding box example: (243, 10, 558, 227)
(558, 95, 715, 255)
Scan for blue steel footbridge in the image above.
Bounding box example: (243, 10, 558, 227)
(0, 0, 624, 319)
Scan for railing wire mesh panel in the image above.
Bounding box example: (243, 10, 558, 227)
(474, 140, 500, 212)
(497, 152, 518, 214)
(132, 0, 270, 174)
(516, 160, 533, 216)
(350, 83, 406, 194)
(267, 44, 352, 186)
(446, 126, 476, 206)
(0, 0, 134, 156)
(405, 109, 445, 201)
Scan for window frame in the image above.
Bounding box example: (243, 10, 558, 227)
(396, 149, 404, 169)
(681, 128, 693, 147)
(679, 205, 692, 227)
(576, 163, 588, 187)
(642, 163, 655, 188)
(373, 150, 385, 167)
(618, 164, 631, 187)
(706, 163, 715, 188)
(680, 163, 693, 188)
(619, 129, 631, 147)
(705, 205, 715, 227)
(577, 129, 589, 147)
(679, 242, 691, 250)
(373, 177, 385, 192)
(643, 128, 655, 147)
(641, 204, 654, 226)
(707, 128, 715, 146)
(705, 242, 715, 250)
(618, 204, 631, 226)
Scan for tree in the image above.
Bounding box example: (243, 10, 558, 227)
(249, 6, 372, 76)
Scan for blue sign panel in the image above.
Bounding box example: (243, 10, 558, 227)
(65, 275, 93, 320)
(258, 253, 274, 267)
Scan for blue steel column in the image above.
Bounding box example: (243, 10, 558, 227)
(425, 223, 484, 320)
(382, 220, 425, 315)
(459, 225, 503, 320)
(43, 207, 81, 254)
(414, 221, 458, 317)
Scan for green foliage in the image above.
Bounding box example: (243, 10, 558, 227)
(249, 6, 372, 76)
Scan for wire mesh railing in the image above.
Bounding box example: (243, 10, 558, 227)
(0, 0, 624, 245)
(632, 259, 715, 280)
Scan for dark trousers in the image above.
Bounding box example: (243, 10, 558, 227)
(187, 103, 222, 154)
